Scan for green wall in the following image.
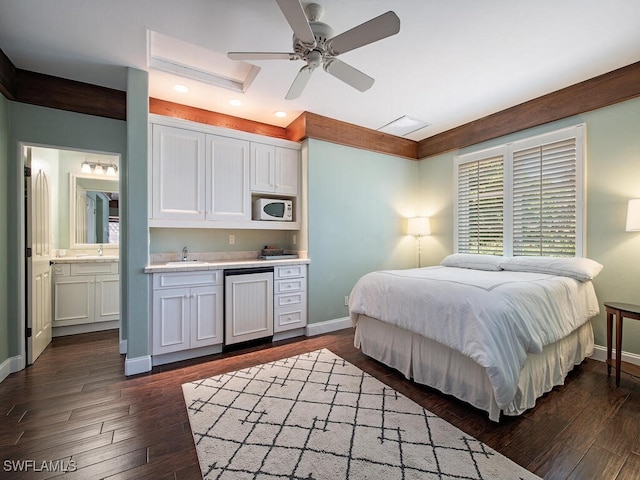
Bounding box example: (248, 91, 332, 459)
(0, 93, 9, 365)
(122, 68, 149, 361)
(418, 96, 640, 355)
(307, 138, 420, 323)
(7, 102, 126, 358)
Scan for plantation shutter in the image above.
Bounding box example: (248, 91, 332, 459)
(512, 138, 577, 257)
(456, 154, 504, 254)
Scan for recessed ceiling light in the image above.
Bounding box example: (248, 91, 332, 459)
(229, 99, 242, 106)
(274, 111, 287, 118)
(173, 84, 189, 93)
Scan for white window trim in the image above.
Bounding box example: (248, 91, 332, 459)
(454, 124, 586, 257)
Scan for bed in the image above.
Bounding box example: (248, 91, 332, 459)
(349, 254, 603, 421)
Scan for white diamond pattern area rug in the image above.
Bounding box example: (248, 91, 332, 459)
(182, 349, 541, 480)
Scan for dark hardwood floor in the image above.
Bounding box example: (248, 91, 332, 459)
(1, 329, 639, 479)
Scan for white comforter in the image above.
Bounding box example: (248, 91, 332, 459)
(349, 266, 599, 408)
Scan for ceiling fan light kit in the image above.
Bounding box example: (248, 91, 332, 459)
(227, 1, 400, 99)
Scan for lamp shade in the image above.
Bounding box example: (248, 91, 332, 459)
(626, 199, 640, 231)
(407, 216, 431, 236)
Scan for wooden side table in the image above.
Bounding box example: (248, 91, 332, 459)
(604, 302, 640, 386)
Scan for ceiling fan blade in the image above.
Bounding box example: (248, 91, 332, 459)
(228, 52, 298, 61)
(326, 11, 400, 56)
(323, 58, 374, 92)
(285, 66, 314, 100)
(275, 0, 316, 46)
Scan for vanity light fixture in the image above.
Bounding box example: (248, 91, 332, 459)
(81, 160, 118, 176)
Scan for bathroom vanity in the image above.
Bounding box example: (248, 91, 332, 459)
(51, 256, 120, 335)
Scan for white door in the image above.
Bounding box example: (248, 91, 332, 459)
(95, 274, 120, 322)
(190, 285, 223, 348)
(275, 147, 300, 195)
(26, 157, 53, 364)
(152, 287, 190, 354)
(206, 135, 251, 221)
(151, 124, 206, 220)
(53, 276, 94, 327)
(250, 143, 276, 193)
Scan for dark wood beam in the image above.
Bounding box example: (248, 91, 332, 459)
(418, 61, 640, 159)
(149, 98, 288, 140)
(0, 47, 16, 100)
(289, 111, 418, 159)
(14, 69, 126, 120)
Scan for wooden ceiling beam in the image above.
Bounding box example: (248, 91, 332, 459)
(418, 61, 640, 159)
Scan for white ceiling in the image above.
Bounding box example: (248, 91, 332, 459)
(1, 0, 639, 141)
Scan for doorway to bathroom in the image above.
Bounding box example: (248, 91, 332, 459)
(24, 143, 121, 365)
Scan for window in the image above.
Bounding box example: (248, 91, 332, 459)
(455, 125, 585, 257)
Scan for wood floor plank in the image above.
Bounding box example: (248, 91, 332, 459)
(616, 452, 640, 480)
(566, 445, 625, 480)
(0, 329, 638, 479)
(526, 441, 585, 480)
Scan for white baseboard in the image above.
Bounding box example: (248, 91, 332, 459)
(305, 317, 353, 337)
(0, 355, 24, 384)
(592, 344, 640, 366)
(273, 328, 306, 342)
(124, 354, 152, 376)
(52, 322, 118, 337)
(151, 345, 223, 367)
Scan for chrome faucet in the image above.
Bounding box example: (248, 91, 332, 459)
(97, 244, 103, 256)
(182, 246, 188, 262)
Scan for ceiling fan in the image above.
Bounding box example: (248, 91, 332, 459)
(227, 0, 400, 99)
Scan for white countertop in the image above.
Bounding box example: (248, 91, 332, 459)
(144, 257, 310, 274)
(52, 255, 119, 264)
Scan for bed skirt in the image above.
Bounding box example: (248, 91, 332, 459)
(353, 315, 594, 422)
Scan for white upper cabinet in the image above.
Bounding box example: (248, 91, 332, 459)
(251, 143, 299, 195)
(276, 147, 300, 195)
(149, 115, 301, 229)
(152, 124, 206, 220)
(206, 135, 251, 222)
(250, 143, 276, 193)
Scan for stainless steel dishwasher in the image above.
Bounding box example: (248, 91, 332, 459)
(224, 267, 274, 346)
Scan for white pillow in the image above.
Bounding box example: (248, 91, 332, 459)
(499, 256, 603, 281)
(440, 253, 505, 271)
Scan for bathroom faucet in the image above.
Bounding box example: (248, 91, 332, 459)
(98, 244, 103, 256)
(182, 246, 188, 262)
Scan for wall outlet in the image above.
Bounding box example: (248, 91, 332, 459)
(292, 234, 297, 245)
(229, 234, 235, 245)
(344, 295, 349, 306)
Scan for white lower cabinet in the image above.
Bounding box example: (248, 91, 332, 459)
(152, 270, 223, 355)
(52, 261, 119, 327)
(274, 265, 307, 333)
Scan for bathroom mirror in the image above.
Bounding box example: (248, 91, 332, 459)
(70, 174, 119, 247)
